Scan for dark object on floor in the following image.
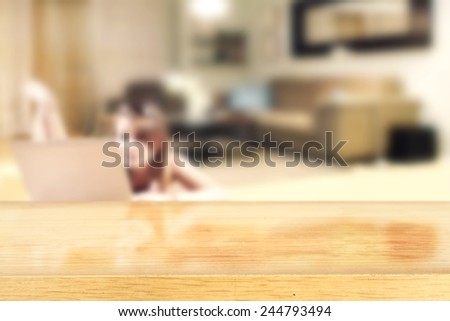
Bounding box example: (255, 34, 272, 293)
(387, 126, 437, 162)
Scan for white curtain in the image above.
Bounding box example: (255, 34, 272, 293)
(0, 0, 33, 138)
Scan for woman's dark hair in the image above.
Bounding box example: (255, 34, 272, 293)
(108, 80, 167, 115)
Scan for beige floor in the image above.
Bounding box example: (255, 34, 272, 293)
(204, 155, 450, 201)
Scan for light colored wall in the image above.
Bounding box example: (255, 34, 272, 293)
(174, 0, 285, 92)
(90, 0, 168, 100)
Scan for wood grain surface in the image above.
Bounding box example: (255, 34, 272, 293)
(1, 202, 450, 300)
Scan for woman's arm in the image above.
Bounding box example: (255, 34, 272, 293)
(171, 161, 227, 201)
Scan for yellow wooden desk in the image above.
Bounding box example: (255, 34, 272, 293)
(1, 202, 450, 300)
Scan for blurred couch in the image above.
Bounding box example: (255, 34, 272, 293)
(253, 77, 420, 162)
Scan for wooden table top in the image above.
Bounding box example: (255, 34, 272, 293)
(1, 202, 450, 300)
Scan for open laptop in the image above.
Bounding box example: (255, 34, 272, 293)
(13, 139, 132, 201)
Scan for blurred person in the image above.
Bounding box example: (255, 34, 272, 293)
(25, 79, 225, 201)
(111, 82, 226, 201)
(24, 80, 67, 142)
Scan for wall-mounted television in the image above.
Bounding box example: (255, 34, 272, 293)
(291, 0, 432, 56)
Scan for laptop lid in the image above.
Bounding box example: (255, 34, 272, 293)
(13, 139, 132, 202)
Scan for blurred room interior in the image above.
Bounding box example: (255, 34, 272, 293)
(0, 0, 449, 201)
